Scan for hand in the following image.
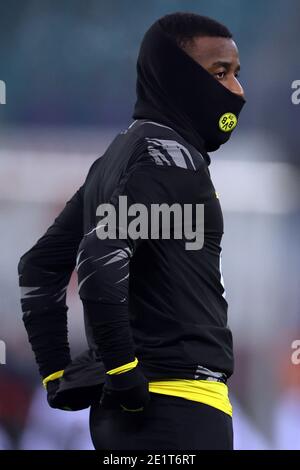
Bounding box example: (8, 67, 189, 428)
(100, 366, 150, 412)
(46, 378, 70, 410)
(46, 378, 103, 411)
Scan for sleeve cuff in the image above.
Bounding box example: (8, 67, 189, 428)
(42, 369, 64, 389)
(106, 357, 138, 376)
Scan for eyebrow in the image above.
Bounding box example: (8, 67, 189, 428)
(211, 61, 241, 72)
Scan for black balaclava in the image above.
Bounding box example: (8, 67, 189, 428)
(133, 19, 246, 158)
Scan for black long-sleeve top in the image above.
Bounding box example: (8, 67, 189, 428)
(18, 120, 233, 382)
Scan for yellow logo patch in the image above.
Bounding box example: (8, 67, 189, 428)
(219, 113, 238, 132)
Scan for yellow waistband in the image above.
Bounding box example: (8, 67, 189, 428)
(148, 379, 232, 417)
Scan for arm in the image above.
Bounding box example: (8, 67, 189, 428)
(18, 186, 84, 379)
(77, 162, 175, 410)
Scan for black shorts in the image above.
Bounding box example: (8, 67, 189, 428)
(89, 392, 233, 450)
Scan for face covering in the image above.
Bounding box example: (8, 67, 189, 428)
(133, 20, 246, 156)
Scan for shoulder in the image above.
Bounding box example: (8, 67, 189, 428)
(123, 120, 206, 171)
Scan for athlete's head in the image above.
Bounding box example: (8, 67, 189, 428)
(160, 13, 244, 99)
(133, 12, 246, 153)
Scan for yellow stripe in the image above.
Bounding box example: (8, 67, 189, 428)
(106, 357, 139, 375)
(42, 370, 64, 388)
(148, 379, 232, 417)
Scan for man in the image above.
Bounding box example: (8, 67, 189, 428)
(18, 12, 245, 450)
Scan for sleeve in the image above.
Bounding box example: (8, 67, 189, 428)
(18, 186, 84, 378)
(77, 161, 179, 374)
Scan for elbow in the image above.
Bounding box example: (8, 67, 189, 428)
(18, 252, 30, 277)
(77, 234, 131, 303)
(18, 250, 39, 285)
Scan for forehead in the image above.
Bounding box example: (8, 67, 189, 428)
(186, 37, 240, 65)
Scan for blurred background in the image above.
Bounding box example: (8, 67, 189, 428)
(0, 0, 299, 450)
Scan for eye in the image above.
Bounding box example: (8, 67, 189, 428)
(235, 71, 240, 78)
(214, 71, 226, 80)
